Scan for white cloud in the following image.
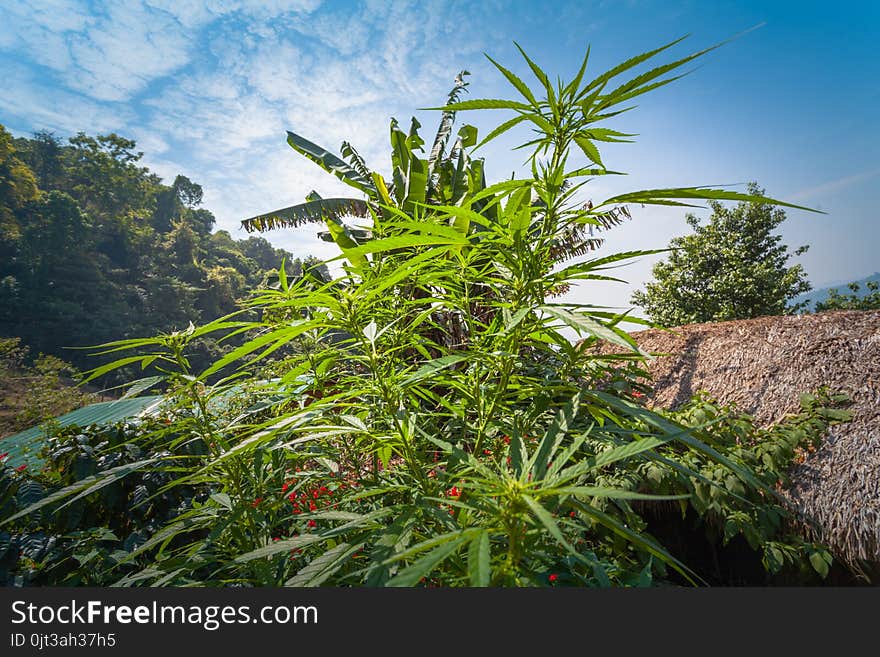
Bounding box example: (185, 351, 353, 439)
(788, 168, 880, 202)
(0, 61, 134, 135)
(65, 3, 192, 101)
(1, 0, 501, 264)
(1, 0, 92, 33)
(0, 0, 323, 102)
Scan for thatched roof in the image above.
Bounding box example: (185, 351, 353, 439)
(602, 310, 880, 566)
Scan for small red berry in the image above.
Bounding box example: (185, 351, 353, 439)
(549, 574, 558, 583)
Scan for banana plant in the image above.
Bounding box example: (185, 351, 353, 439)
(241, 72, 496, 254)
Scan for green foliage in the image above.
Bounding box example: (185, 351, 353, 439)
(0, 125, 302, 377)
(0, 337, 96, 437)
(1, 38, 843, 587)
(0, 418, 210, 586)
(631, 183, 813, 327)
(241, 71, 498, 254)
(815, 280, 880, 312)
(651, 388, 850, 582)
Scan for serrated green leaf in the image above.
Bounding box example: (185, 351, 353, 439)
(468, 531, 491, 587)
(286, 542, 361, 587)
(385, 535, 469, 587)
(574, 135, 604, 167)
(430, 99, 532, 112)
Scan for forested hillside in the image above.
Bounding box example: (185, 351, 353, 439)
(0, 124, 310, 375)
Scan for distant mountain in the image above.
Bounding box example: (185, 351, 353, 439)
(795, 272, 880, 312)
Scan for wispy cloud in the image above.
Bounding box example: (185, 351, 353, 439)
(5, 0, 872, 292)
(788, 168, 880, 202)
(0, 0, 498, 260)
(0, 61, 134, 134)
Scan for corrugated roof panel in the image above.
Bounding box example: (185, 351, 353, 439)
(0, 395, 165, 470)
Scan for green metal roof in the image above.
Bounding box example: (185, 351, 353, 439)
(0, 396, 165, 470)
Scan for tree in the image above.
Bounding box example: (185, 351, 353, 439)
(0, 124, 302, 375)
(0, 125, 38, 246)
(815, 280, 880, 311)
(21, 131, 65, 191)
(172, 174, 203, 208)
(631, 183, 812, 326)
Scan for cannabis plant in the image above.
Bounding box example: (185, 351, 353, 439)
(3, 37, 832, 587)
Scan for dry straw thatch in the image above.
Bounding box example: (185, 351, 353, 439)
(600, 310, 880, 566)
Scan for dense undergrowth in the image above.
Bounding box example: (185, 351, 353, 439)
(0, 388, 850, 586)
(0, 337, 96, 438)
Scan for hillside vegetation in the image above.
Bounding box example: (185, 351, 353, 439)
(0, 125, 307, 375)
(0, 337, 97, 438)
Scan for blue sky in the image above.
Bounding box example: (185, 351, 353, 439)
(1, 0, 878, 312)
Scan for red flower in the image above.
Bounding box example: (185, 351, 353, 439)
(307, 520, 317, 529)
(15, 464, 27, 472)
(251, 497, 262, 507)
(632, 390, 645, 398)
(549, 574, 558, 583)
(483, 449, 492, 456)
(308, 501, 317, 511)
(0, 452, 8, 460)
(447, 486, 461, 498)
(502, 436, 511, 445)
(281, 482, 289, 492)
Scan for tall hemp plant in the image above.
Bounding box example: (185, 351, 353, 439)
(6, 37, 829, 587)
